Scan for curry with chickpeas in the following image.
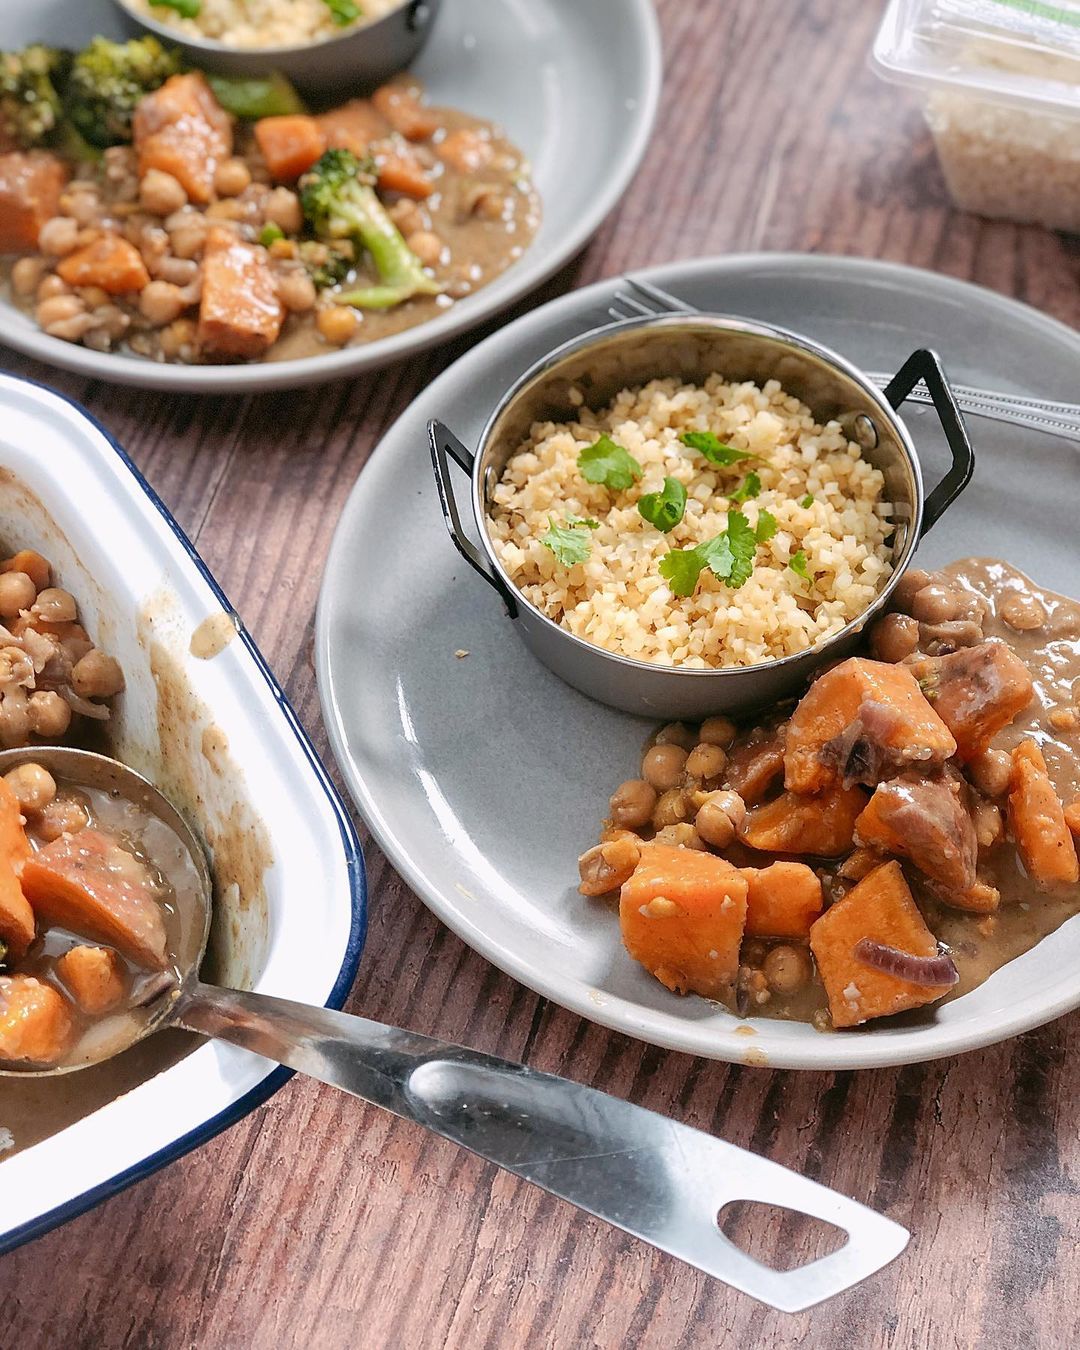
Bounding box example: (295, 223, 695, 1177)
(580, 558, 1080, 1031)
(0, 38, 539, 364)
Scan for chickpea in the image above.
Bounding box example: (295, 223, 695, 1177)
(153, 255, 199, 287)
(973, 800, 1004, 850)
(388, 199, 426, 236)
(205, 199, 246, 222)
(276, 269, 317, 313)
(838, 847, 880, 881)
(10, 256, 46, 296)
(890, 568, 933, 613)
(158, 317, 198, 361)
(1001, 593, 1047, 633)
(36, 294, 93, 341)
(35, 791, 89, 842)
(33, 588, 77, 623)
(685, 742, 727, 782)
(317, 305, 360, 346)
(695, 790, 747, 849)
(698, 715, 737, 748)
(911, 583, 963, 625)
(213, 157, 252, 198)
(651, 788, 689, 830)
(870, 612, 920, 663)
(268, 237, 298, 260)
(263, 187, 303, 234)
(37, 216, 81, 257)
(71, 649, 125, 700)
(763, 944, 813, 995)
(26, 691, 71, 738)
(139, 280, 188, 327)
(642, 742, 688, 791)
(62, 188, 101, 225)
(472, 190, 508, 221)
(968, 747, 1011, 799)
(654, 721, 698, 750)
(167, 212, 208, 260)
(577, 836, 641, 896)
(653, 823, 706, 850)
(0, 571, 36, 618)
(405, 230, 444, 267)
(608, 778, 657, 831)
(139, 169, 188, 217)
(4, 762, 56, 813)
(36, 274, 70, 302)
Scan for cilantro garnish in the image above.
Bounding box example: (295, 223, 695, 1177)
(323, 0, 362, 24)
(679, 430, 755, 467)
(789, 550, 811, 581)
(800, 494, 814, 509)
(577, 435, 643, 491)
(730, 471, 761, 504)
(259, 222, 284, 247)
(659, 510, 760, 597)
(541, 516, 598, 567)
(638, 477, 687, 532)
(754, 509, 777, 543)
(153, 0, 202, 15)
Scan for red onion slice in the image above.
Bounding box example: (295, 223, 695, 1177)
(853, 938, 959, 988)
(60, 688, 111, 721)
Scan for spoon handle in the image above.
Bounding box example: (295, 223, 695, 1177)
(176, 981, 906, 1311)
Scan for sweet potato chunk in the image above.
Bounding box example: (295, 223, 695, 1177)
(21, 828, 168, 969)
(57, 234, 150, 295)
(740, 783, 868, 856)
(741, 862, 823, 939)
(372, 81, 439, 141)
(809, 861, 945, 1028)
(437, 127, 493, 173)
(0, 974, 73, 1064)
(56, 945, 128, 1015)
(376, 149, 435, 199)
(133, 72, 233, 204)
(318, 98, 389, 156)
(197, 225, 285, 359)
(1065, 801, 1080, 840)
(909, 641, 1034, 761)
(0, 779, 34, 962)
(785, 658, 956, 794)
(1008, 740, 1079, 888)
(0, 150, 68, 253)
(855, 773, 978, 896)
(620, 843, 747, 997)
(255, 114, 326, 182)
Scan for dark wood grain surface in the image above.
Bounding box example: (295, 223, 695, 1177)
(3, 1, 1079, 1345)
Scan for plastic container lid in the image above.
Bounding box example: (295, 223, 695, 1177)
(873, 0, 1080, 117)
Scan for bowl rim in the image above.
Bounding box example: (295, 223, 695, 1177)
(0, 370, 367, 1257)
(112, 0, 417, 56)
(469, 311, 926, 680)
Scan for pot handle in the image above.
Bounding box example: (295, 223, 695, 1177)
(429, 419, 518, 618)
(882, 349, 975, 537)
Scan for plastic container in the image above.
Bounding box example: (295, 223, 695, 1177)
(872, 0, 1080, 230)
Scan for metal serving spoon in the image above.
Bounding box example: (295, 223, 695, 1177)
(0, 746, 907, 1312)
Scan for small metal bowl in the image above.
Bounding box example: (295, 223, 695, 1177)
(112, 0, 442, 98)
(430, 314, 975, 720)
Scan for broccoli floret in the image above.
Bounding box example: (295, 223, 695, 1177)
(297, 238, 356, 290)
(0, 45, 70, 150)
(64, 36, 181, 149)
(299, 147, 441, 310)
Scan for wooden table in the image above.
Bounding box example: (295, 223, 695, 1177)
(4, 1, 1079, 1345)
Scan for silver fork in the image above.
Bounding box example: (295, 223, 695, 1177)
(608, 278, 1080, 442)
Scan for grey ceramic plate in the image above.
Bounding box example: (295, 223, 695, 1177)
(317, 254, 1080, 1071)
(1, 0, 661, 392)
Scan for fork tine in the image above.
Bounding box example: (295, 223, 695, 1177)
(607, 290, 661, 323)
(625, 276, 696, 314)
(608, 276, 698, 325)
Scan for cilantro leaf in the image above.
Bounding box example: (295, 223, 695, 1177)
(754, 509, 777, 544)
(679, 430, 755, 467)
(638, 477, 687, 532)
(800, 493, 814, 509)
(730, 471, 761, 504)
(541, 516, 598, 567)
(659, 511, 759, 597)
(322, 0, 362, 24)
(789, 549, 811, 581)
(577, 435, 643, 491)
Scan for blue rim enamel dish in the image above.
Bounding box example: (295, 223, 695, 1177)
(0, 371, 365, 1254)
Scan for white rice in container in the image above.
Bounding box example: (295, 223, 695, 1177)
(486, 375, 895, 670)
(124, 0, 402, 48)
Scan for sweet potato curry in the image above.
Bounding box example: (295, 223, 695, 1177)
(0, 38, 538, 364)
(579, 559, 1080, 1031)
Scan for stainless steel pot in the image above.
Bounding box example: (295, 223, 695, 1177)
(430, 314, 974, 720)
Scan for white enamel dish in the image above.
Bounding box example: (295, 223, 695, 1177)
(317, 252, 1080, 1073)
(0, 0, 661, 392)
(0, 372, 365, 1253)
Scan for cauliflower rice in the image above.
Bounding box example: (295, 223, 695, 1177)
(125, 0, 402, 48)
(486, 376, 895, 669)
